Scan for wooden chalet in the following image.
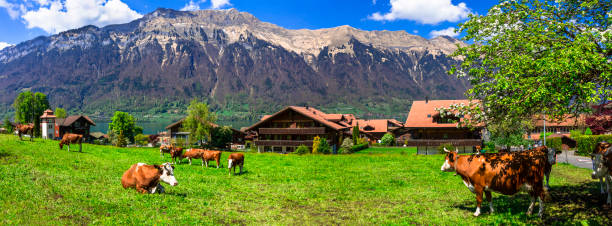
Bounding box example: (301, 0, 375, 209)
(526, 115, 585, 140)
(244, 106, 353, 153)
(403, 99, 482, 154)
(352, 119, 405, 141)
(55, 115, 96, 139)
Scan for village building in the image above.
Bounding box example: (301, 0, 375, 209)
(164, 118, 245, 146)
(55, 115, 96, 140)
(526, 115, 586, 140)
(402, 99, 483, 154)
(40, 109, 56, 139)
(244, 106, 406, 153)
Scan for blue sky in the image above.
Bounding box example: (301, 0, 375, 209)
(0, 0, 498, 49)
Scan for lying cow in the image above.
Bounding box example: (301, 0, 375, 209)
(121, 162, 178, 194)
(441, 148, 547, 217)
(15, 123, 34, 141)
(591, 141, 612, 205)
(202, 150, 222, 168)
(160, 144, 174, 159)
(170, 147, 183, 165)
(228, 153, 244, 175)
(59, 133, 83, 152)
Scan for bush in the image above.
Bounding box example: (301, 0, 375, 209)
(546, 137, 563, 151)
(340, 138, 354, 154)
(294, 145, 310, 155)
(350, 143, 369, 153)
(134, 134, 149, 146)
(575, 135, 612, 156)
(484, 142, 496, 152)
(584, 127, 593, 135)
(318, 138, 331, 154)
(312, 136, 321, 154)
(381, 133, 395, 146)
(115, 131, 127, 147)
(437, 143, 455, 154)
(570, 129, 583, 138)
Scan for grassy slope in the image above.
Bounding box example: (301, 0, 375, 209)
(0, 136, 609, 225)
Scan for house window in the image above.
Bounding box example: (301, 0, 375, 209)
(427, 114, 431, 118)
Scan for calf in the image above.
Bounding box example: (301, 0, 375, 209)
(202, 150, 222, 168)
(59, 133, 83, 152)
(160, 144, 174, 159)
(16, 124, 34, 141)
(170, 147, 183, 165)
(591, 141, 612, 205)
(441, 148, 547, 217)
(121, 162, 178, 194)
(228, 153, 244, 175)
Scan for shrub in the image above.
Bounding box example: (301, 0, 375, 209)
(584, 127, 593, 135)
(318, 138, 331, 154)
(340, 138, 354, 154)
(115, 131, 127, 147)
(312, 136, 321, 154)
(437, 143, 455, 154)
(575, 135, 612, 156)
(546, 137, 563, 151)
(358, 137, 368, 145)
(350, 143, 369, 153)
(381, 133, 395, 146)
(294, 145, 310, 155)
(134, 134, 149, 146)
(570, 129, 583, 138)
(484, 142, 496, 152)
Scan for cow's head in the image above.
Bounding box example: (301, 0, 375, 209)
(157, 163, 178, 186)
(441, 147, 459, 172)
(591, 142, 611, 179)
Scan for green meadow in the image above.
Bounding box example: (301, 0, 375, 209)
(0, 134, 609, 225)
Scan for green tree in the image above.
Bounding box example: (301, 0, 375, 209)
(352, 123, 360, 144)
(318, 138, 331, 154)
(115, 130, 127, 147)
(449, 0, 611, 126)
(54, 107, 67, 119)
(3, 116, 13, 133)
(294, 145, 310, 155)
(488, 117, 534, 150)
(312, 136, 321, 154)
(381, 133, 395, 146)
(585, 127, 593, 135)
(183, 99, 217, 146)
(108, 111, 137, 143)
(134, 134, 149, 146)
(210, 126, 233, 149)
(13, 91, 49, 137)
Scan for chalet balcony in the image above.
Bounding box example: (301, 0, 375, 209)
(254, 140, 314, 147)
(404, 139, 482, 147)
(258, 127, 325, 135)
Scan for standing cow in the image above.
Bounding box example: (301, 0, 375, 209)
(121, 162, 178, 194)
(202, 150, 222, 168)
(441, 148, 547, 217)
(15, 124, 34, 141)
(160, 144, 174, 159)
(182, 148, 205, 165)
(591, 141, 612, 205)
(59, 133, 83, 152)
(228, 153, 244, 175)
(170, 147, 183, 165)
(528, 146, 558, 190)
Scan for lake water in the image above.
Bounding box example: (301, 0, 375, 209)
(90, 119, 254, 135)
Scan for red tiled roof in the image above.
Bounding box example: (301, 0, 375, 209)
(532, 115, 585, 127)
(245, 106, 349, 131)
(352, 119, 390, 133)
(405, 99, 478, 128)
(59, 115, 96, 126)
(40, 109, 56, 118)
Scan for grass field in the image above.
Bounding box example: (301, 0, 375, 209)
(0, 135, 610, 225)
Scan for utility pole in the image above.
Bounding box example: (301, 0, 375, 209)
(543, 115, 546, 146)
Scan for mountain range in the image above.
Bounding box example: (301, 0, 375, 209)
(0, 8, 469, 121)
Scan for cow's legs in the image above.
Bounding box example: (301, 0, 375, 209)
(239, 164, 243, 175)
(67, 145, 70, 152)
(216, 159, 220, 168)
(527, 196, 535, 215)
(160, 150, 164, 159)
(537, 196, 544, 217)
(485, 191, 494, 213)
(600, 178, 606, 194)
(545, 172, 551, 190)
(188, 157, 192, 165)
(474, 188, 483, 216)
(205, 160, 208, 168)
(79, 142, 82, 152)
(606, 175, 611, 205)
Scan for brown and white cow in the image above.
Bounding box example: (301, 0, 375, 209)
(528, 146, 558, 190)
(441, 148, 547, 217)
(202, 150, 222, 168)
(228, 153, 244, 175)
(121, 162, 178, 194)
(591, 141, 612, 205)
(159, 144, 174, 159)
(15, 123, 34, 141)
(59, 133, 83, 152)
(182, 148, 205, 165)
(170, 147, 183, 165)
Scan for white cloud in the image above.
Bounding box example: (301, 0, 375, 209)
(369, 0, 471, 25)
(181, 0, 206, 11)
(19, 0, 142, 34)
(210, 0, 230, 9)
(412, 29, 418, 34)
(0, 0, 23, 19)
(429, 27, 458, 38)
(0, 42, 13, 50)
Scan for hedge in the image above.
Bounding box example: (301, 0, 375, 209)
(546, 137, 563, 151)
(350, 143, 369, 153)
(575, 135, 612, 156)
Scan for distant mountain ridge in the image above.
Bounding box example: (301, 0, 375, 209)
(0, 8, 469, 120)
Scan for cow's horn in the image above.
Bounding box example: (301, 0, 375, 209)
(444, 147, 450, 153)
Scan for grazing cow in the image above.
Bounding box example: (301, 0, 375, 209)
(15, 124, 34, 141)
(121, 162, 178, 194)
(170, 147, 183, 164)
(59, 133, 83, 152)
(441, 148, 547, 217)
(202, 150, 222, 168)
(228, 153, 244, 175)
(160, 144, 174, 159)
(182, 148, 205, 165)
(591, 141, 612, 205)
